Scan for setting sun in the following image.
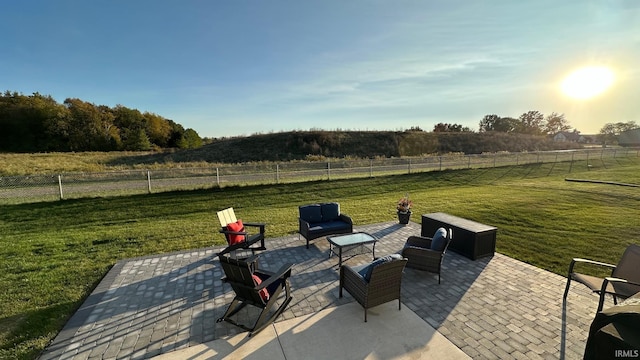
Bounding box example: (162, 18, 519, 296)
(561, 66, 614, 99)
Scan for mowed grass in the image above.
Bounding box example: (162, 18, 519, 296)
(1, 156, 640, 359)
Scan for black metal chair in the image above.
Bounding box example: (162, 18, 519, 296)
(563, 244, 640, 312)
(216, 253, 293, 336)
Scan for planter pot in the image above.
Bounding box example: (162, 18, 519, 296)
(397, 211, 411, 225)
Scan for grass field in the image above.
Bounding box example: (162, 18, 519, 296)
(1, 156, 639, 359)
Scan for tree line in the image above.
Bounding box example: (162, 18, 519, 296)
(0, 91, 203, 152)
(431, 111, 639, 146)
(420, 111, 573, 136)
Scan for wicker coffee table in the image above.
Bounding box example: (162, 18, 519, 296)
(327, 232, 377, 268)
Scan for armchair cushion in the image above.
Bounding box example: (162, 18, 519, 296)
(321, 202, 340, 221)
(252, 274, 270, 301)
(430, 227, 448, 251)
(299, 204, 322, 223)
(226, 219, 245, 245)
(358, 253, 404, 282)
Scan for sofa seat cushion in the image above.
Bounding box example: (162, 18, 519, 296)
(309, 220, 351, 233)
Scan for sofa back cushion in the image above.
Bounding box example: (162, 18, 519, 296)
(299, 204, 323, 223)
(321, 202, 340, 221)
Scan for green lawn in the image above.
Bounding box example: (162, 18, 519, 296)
(1, 156, 640, 359)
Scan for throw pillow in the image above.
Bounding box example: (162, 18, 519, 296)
(299, 204, 322, 223)
(430, 227, 448, 251)
(252, 274, 270, 301)
(320, 202, 340, 221)
(358, 253, 403, 282)
(226, 219, 246, 245)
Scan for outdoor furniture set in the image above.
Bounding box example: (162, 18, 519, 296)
(214, 204, 491, 334)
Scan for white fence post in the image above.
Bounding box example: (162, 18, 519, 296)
(327, 161, 331, 180)
(369, 159, 373, 178)
(58, 175, 64, 200)
(216, 168, 220, 186)
(147, 171, 152, 194)
(276, 164, 280, 184)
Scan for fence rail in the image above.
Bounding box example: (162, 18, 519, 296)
(1, 148, 638, 204)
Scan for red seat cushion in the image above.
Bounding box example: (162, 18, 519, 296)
(226, 219, 245, 245)
(252, 274, 270, 301)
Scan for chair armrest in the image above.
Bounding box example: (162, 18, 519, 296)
(598, 277, 640, 311)
(341, 264, 367, 287)
(602, 277, 640, 289)
(256, 263, 294, 289)
(402, 246, 441, 260)
(568, 258, 617, 275)
(220, 229, 248, 236)
(298, 218, 311, 232)
(405, 236, 432, 248)
(244, 222, 266, 233)
(339, 214, 353, 225)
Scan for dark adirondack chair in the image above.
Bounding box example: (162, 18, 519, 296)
(217, 253, 293, 336)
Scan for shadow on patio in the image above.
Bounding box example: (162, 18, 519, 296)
(40, 221, 597, 359)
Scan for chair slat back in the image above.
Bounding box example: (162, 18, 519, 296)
(218, 255, 265, 304)
(613, 244, 640, 283)
(217, 208, 237, 227)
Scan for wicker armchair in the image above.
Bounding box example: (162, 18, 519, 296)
(401, 227, 452, 284)
(339, 256, 407, 322)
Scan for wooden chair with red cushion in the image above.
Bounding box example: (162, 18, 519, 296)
(217, 207, 266, 257)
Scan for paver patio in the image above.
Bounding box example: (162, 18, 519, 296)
(40, 221, 598, 359)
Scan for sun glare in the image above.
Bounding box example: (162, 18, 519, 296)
(561, 66, 614, 99)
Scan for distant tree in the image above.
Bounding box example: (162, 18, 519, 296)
(0, 92, 69, 152)
(598, 121, 639, 145)
(177, 128, 203, 149)
(63, 98, 118, 151)
(144, 112, 172, 147)
(113, 105, 147, 150)
(479, 115, 517, 133)
(407, 126, 424, 132)
(433, 123, 472, 132)
(543, 112, 570, 135)
(517, 111, 544, 135)
(126, 128, 152, 151)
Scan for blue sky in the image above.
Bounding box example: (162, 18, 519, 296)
(1, 1, 638, 138)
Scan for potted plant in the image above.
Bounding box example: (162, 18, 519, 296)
(397, 194, 413, 224)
